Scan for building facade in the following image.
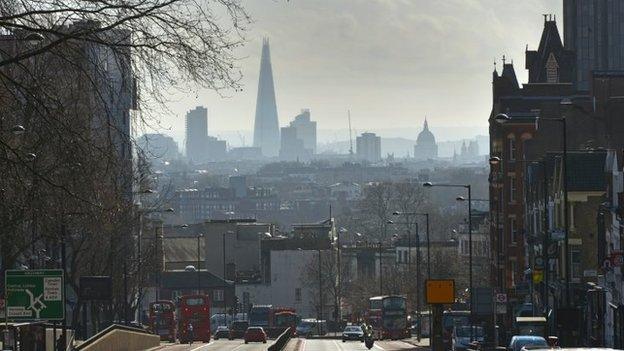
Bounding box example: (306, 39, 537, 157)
(413, 119, 438, 160)
(356, 132, 382, 163)
(185, 106, 208, 163)
(564, 0, 624, 90)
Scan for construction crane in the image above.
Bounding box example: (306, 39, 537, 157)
(348, 110, 354, 157)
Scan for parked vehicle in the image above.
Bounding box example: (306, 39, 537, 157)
(177, 294, 211, 343)
(443, 310, 470, 350)
(508, 335, 548, 351)
(244, 327, 267, 344)
(452, 326, 485, 351)
(342, 325, 365, 342)
(213, 325, 229, 340)
(148, 300, 176, 342)
(229, 320, 249, 340)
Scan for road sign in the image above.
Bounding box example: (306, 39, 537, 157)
(5, 269, 64, 320)
(79, 276, 112, 300)
(473, 287, 493, 316)
(495, 293, 507, 304)
(426, 279, 455, 304)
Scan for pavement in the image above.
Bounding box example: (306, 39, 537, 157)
(284, 338, 423, 351)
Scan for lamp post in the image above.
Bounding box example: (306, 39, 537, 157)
(378, 241, 383, 295)
(424, 182, 473, 340)
(496, 111, 569, 306)
(197, 234, 203, 294)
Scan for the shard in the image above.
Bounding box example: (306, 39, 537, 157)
(253, 38, 280, 157)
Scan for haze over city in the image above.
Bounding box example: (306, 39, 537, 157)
(155, 0, 562, 147)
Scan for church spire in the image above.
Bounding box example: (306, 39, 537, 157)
(423, 117, 429, 131)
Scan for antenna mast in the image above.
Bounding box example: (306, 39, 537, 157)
(348, 110, 354, 156)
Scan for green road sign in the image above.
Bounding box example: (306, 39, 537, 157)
(5, 269, 64, 321)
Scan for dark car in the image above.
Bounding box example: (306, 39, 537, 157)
(244, 327, 267, 344)
(508, 335, 548, 351)
(214, 325, 229, 340)
(342, 325, 364, 342)
(229, 321, 249, 340)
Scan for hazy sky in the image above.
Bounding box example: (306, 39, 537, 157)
(153, 0, 563, 146)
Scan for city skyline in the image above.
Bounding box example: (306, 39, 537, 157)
(147, 0, 563, 145)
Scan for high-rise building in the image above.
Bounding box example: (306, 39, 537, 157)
(279, 109, 316, 161)
(356, 132, 381, 163)
(279, 125, 310, 161)
(138, 133, 180, 161)
(206, 136, 227, 161)
(413, 119, 438, 160)
(185, 106, 208, 163)
(253, 38, 280, 157)
(289, 109, 317, 154)
(564, 0, 624, 90)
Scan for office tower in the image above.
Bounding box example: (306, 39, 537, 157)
(252, 38, 280, 157)
(289, 109, 317, 154)
(356, 132, 382, 163)
(185, 106, 208, 163)
(564, 0, 624, 90)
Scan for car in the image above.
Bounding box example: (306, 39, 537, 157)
(342, 325, 364, 342)
(229, 320, 249, 340)
(452, 326, 485, 351)
(244, 327, 267, 344)
(508, 335, 548, 351)
(213, 325, 229, 340)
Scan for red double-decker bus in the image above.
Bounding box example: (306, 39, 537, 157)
(274, 309, 299, 336)
(177, 294, 211, 343)
(148, 300, 176, 342)
(368, 295, 409, 340)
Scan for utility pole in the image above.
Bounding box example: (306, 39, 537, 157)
(318, 249, 323, 335)
(379, 242, 383, 295)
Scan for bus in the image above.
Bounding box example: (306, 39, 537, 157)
(249, 305, 298, 337)
(442, 310, 470, 350)
(178, 294, 211, 343)
(148, 300, 176, 342)
(249, 305, 272, 328)
(366, 297, 383, 340)
(274, 310, 299, 336)
(368, 295, 409, 340)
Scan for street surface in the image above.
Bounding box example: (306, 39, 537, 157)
(156, 338, 418, 351)
(293, 339, 418, 351)
(157, 339, 272, 351)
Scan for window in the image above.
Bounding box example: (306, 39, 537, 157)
(213, 289, 224, 302)
(509, 176, 516, 202)
(510, 218, 517, 244)
(295, 288, 301, 302)
(546, 53, 559, 83)
(571, 249, 581, 280)
(508, 138, 516, 160)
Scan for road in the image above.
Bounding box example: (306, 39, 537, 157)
(157, 338, 418, 351)
(294, 339, 417, 351)
(157, 339, 272, 351)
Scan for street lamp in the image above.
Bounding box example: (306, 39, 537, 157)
(197, 233, 204, 294)
(10, 125, 25, 135)
(424, 182, 474, 340)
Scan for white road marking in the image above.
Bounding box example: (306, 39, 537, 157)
(332, 340, 345, 350)
(373, 343, 385, 350)
(189, 344, 207, 351)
